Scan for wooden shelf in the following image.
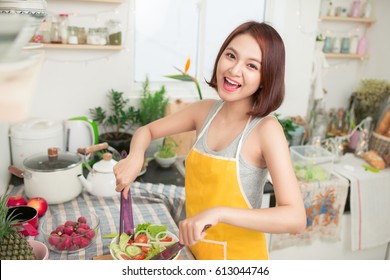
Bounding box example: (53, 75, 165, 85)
(324, 53, 367, 60)
(319, 16, 376, 25)
(41, 43, 122, 50)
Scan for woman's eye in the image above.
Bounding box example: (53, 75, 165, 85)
(248, 63, 258, 70)
(226, 52, 235, 59)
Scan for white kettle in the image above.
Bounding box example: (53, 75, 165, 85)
(63, 116, 98, 153)
(77, 153, 118, 197)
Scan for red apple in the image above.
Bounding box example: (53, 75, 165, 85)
(27, 197, 48, 217)
(7, 195, 27, 207)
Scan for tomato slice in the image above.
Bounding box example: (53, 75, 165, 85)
(159, 237, 173, 242)
(135, 234, 148, 243)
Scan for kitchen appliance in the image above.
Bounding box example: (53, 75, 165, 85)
(63, 116, 98, 154)
(10, 118, 64, 168)
(78, 152, 118, 197)
(8, 147, 83, 204)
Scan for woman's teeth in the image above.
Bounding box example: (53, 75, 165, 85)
(223, 77, 241, 92)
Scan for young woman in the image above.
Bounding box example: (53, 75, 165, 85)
(114, 21, 306, 260)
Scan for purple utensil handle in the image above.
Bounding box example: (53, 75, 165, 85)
(118, 190, 135, 244)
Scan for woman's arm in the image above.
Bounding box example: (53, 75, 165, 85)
(114, 99, 217, 197)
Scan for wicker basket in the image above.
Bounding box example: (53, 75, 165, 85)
(368, 132, 390, 159)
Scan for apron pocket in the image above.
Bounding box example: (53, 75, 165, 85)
(191, 239, 227, 260)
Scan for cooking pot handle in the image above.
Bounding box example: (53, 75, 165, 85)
(77, 142, 109, 155)
(8, 165, 31, 179)
(22, 223, 39, 236)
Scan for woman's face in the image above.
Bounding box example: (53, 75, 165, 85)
(216, 33, 262, 102)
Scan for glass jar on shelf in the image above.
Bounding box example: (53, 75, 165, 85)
(59, 13, 69, 44)
(107, 19, 122, 45)
(68, 26, 78, 45)
(97, 27, 108, 45)
(77, 27, 87, 44)
(50, 15, 61, 44)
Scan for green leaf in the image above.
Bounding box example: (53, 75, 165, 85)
(165, 74, 193, 82)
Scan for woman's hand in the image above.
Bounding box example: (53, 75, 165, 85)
(178, 207, 220, 246)
(113, 153, 144, 199)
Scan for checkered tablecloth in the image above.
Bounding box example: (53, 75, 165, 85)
(7, 181, 194, 260)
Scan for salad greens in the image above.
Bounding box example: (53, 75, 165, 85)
(109, 223, 176, 260)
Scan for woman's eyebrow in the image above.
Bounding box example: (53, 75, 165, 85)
(226, 46, 261, 64)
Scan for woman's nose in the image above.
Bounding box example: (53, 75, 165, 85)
(230, 62, 243, 76)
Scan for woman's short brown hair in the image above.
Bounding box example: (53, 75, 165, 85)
(207, 21, 285, 118)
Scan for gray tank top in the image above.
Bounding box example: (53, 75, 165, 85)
(194, 100, 269, 209)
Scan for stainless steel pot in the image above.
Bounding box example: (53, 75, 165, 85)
(8, 147, 83, 204)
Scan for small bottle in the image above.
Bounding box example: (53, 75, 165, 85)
(332, 37, 341, 53)
(341, 37, 350, 53)
(363, 0, 372, 18)
(323, 36, 333, 53)
(357, 36, 367, 55)
(59, 14, 69, 44)
(349, 36, 359, 54)
(350, 0, 361, 17)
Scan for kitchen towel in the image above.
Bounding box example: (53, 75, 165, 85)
(334, 153, 390, 251)
(270, 173, 349, 251)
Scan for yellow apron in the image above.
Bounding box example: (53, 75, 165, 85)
(185, 105, 268, 260)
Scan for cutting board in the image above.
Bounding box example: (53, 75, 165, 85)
(165, 99, 196, 156)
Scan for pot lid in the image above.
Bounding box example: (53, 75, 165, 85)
(23, 147, 81, 171)
(93, 153, 117, 173)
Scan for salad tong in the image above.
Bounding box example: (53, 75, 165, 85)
(151, 224, 211, 260)
(118, 190, 135, 243)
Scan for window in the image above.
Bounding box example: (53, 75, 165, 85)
(134, 0, 266, 92)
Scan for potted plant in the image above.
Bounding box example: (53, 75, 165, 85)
(154, 137, 178, 168)
(89, 89, 139, 155)
(138, 76, 169, 157)
(274, 113, 300, 146)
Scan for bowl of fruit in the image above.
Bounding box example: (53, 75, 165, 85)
(41, 211, 100, 253)
(109, 223, 180, 260)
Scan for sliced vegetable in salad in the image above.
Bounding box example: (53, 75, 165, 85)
(109, 223, 177, 260)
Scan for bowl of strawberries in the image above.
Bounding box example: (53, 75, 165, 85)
(41, 211, 100, 253)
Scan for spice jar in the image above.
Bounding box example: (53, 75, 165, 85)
(107, 20, 122, 45)
(68, 26, 78, 45)
(77, 27, 87, 44)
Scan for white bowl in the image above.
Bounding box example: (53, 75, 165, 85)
(110, 231, 181, 260)
(154, 152, 177, 168)
(28, 239, 49, 260)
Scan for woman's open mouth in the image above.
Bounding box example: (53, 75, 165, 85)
(223, 77, 241, 92)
